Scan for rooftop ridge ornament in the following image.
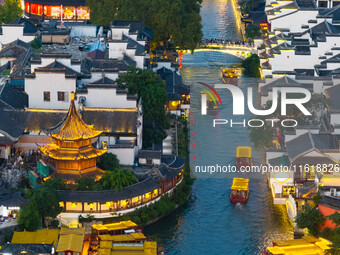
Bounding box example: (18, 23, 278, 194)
(38, 91, 106, 180)
(51, 91, 103, 141)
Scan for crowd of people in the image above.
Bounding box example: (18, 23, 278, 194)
(201, 38, 254, 47)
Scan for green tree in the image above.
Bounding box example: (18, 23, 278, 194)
(296, 203, 324, 237)
(28, 187, 63, 227)
(242, 53, 261, 78)
(18, 187, 62, 229)
(86, 0, 202, 51)
(43, 176, 66, 190)
(98, 153, 120, 171)
(0, 0, 22, 24)
(100, 169, 138, 191)
(248, 115, 276, 150)
(31, 37, 42, 49)
(76, 176, 101, 191)
(327, 212, 340, 255)
(239, 0, 263, 14)
(17, 200, 41, 231)
(117, 67, 169, 147)
(245, 24, 262, 40)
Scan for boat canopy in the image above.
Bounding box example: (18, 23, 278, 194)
(231, 178, 249, 191)
(236, 147, 252, 158)
(266, 236, 331, 255)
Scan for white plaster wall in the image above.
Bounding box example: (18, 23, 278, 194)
(83, 88, 136, 108)
(304, 150, 327, 157)
(25, 72, 76, 109)
(324, 152, 340, 161)
(111, 28, 129, 40)
(0, 26, 35, 45)
(134, 56, 145, 69)
(108, 147, 135, 165)
(270, 10, 319, 33)
(0, 57, 16, 66)
(69, 25, 97, 37)
(266, 151, 285, 164)
(31, 58, 81, 73)
(108, 42, 127, 59)
(331, 113, 340, 126)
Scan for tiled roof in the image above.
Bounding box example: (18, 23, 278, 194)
(286, 132, 339, 160)
(0, 83, 28, 109)
(58, 177, 160, 203)
(82, 56, 135, 74)
(0, 107, 139, 140)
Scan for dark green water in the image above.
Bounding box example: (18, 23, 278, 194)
(144, 0, 294, 254)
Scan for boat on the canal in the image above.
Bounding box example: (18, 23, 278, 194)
(200, 91, 219, 110)
(230, 178, 249, 203)
(236, 146, 252, 169)
(221, 68, 238, 86)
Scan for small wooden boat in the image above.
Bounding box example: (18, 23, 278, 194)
(236, 146, 252, 169)
(230, 178, 249, 203)
(221, 68, 238, 86)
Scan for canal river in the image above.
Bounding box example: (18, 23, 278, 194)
(144, 0, 294, 254)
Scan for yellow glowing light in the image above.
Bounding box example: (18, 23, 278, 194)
(72, 203, 76, 208)
(106, 202, 111, 207)
(83, 107, 138, 112)
(89, 203, 94, 209)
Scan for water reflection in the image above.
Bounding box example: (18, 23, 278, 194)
(144, 0, 293, 254)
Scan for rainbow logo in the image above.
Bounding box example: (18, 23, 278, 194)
(199, 82, 222, 115)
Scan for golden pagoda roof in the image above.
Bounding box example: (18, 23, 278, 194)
(50, 92, 103, 141)
(39, 145, 106, 161)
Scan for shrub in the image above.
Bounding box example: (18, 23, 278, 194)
(98, 153, 119, 171)
(31, 37, 42, 49)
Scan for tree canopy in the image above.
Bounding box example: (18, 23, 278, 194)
(17, 200, 41, 231)
(43, 176, 66, 190)
(238, 0, 263, 14)
(0, 0, 22, 24)
(242, 53, 261, 78)
(245, 24, 262, 40)
(18, 187, 63, 230)
(296, 203, 324, 237)
(76, 176, 102, 191)
(117, 67, 169, 148)
(100, 169, 138, 191)
(98, 153, 120, 171)
(86, 0, 202, 51)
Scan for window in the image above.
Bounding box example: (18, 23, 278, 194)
(58, 91, 65, 101)
(331, 188, 337, 197)
(43, 91, 50, 102)
(318, 1, 328, 7)
(58, 92, 69, 102)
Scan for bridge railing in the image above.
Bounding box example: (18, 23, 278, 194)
(200, 43, 255, 49)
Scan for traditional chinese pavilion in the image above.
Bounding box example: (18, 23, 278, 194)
(39, 92, 106, 179)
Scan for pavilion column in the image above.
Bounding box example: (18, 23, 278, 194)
(82, 203, 84, 213)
